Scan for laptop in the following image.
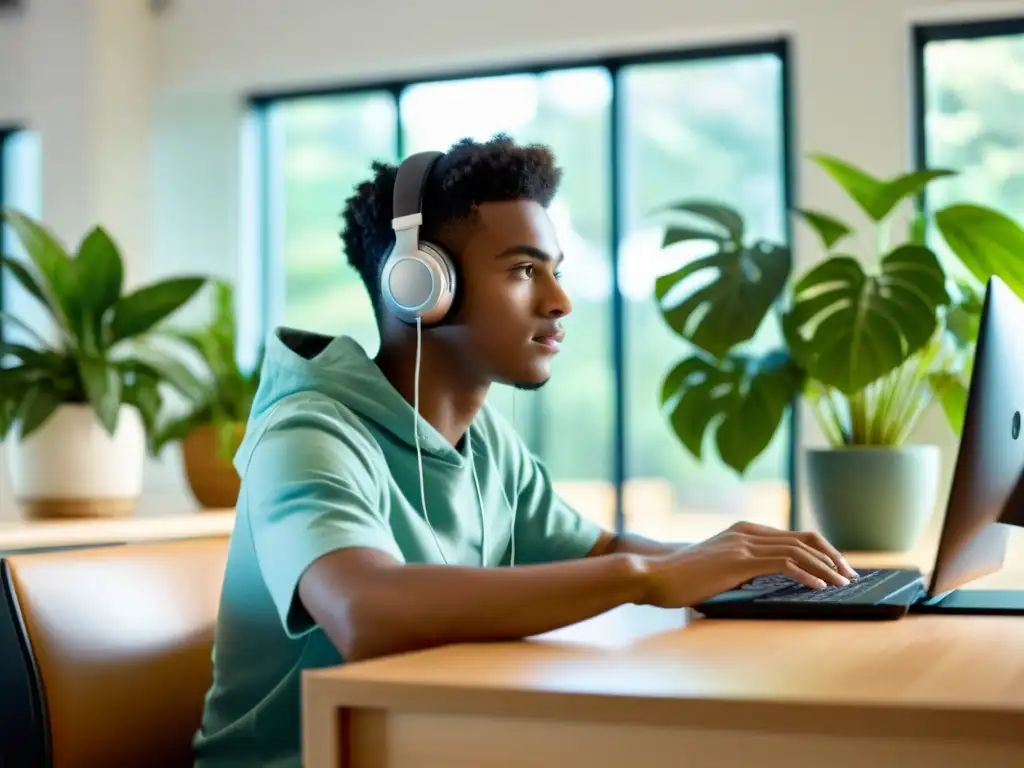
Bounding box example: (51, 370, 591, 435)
(694, 275, 1024, 621)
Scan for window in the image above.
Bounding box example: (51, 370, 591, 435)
(261, 93, 398, 354)
(916, 18, 1024, 271)
(1, 129, 43, 346)
(252, 43, 793, 537)
(619, 54, 790, 541)
(399, 69, 614, 497)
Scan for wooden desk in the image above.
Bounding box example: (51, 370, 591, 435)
(302, 551, 1024, 767)
(0, 507, 236, 552)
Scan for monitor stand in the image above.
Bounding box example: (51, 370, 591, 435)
(910, 588, 1024, 615)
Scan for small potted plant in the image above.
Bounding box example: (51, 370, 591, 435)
(152, 280, 261, 509)
(0, 208, 207, 518)
(651, 152, 1024, 550)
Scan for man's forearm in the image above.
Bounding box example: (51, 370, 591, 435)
(309, 549, 652, 662)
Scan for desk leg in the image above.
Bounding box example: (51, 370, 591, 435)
(334, 709, 1022, 768)
(302, 689, 344, 767)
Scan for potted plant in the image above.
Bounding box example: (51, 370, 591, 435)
(152, 279, 261, 509)
(0, 208, 207, 519)
(651, 153, 1024, 550)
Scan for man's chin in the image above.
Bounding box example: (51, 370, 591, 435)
(512, 366, 554, 390)
(512, 377, 549, 392)
(491, 361, 553, 391)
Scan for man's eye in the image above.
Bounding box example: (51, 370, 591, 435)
(519, 264, 534, 278)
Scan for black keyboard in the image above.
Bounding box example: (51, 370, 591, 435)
(745, 569, 893, 603)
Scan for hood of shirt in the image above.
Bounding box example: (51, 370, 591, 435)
(236, 327, 465, 469)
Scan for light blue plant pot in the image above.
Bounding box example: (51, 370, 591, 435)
(805, 444, 941, 552)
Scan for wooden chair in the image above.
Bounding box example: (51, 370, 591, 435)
(0, 536, 229, 767)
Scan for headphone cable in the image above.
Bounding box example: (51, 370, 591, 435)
(414, 317, 448, 565)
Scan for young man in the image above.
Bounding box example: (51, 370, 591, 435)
(192, 135, 856, 767)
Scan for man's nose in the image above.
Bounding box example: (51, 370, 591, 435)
(542, 274, 572, 317)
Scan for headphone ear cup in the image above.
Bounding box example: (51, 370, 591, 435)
(417, 241, 457, 325)
(379, 241, 457, 325)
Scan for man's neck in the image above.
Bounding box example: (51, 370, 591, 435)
(375, 336, 489, 448)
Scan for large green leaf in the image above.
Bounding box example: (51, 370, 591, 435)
(794, 208, 853, 251)
(17, 385, 63, 439)
(654, 202, 790, 359)
(1, 209, 69, 287)
(786, 245, 950, 394)
(0, 385, 16, 439)
(1, 254, 47, 306)
(0, 365, 33, 439)
(657, 200, 744, 242)
(930, 372, 969, 437)
(120, 361, 164, 452)
(663, 225, 726, 247)
(209, 280, 240, 376)
(908, 210, 928, 246)
(934, 204, 1024, 299)
(0, 341, 58, 369)
(126, 344, 210, 404)
(108, 276, 206, 342)
(944, 279, 984, 348)
(74, 227, 124, 349)
(809, 154, 956, 223)
(660, 350, 803, 474)
(211, 279, 236, 335)
(160, 327, 208, 358)
(1, 209, 78, 338)
(655, 242, 790, 359)
(0, 310, 51, 349)
(78, 356, 123, 434)
(165, 326, 232, 384)
(150, 410, 208, 456)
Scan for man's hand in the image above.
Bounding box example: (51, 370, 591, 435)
(637, 522, 860, 609)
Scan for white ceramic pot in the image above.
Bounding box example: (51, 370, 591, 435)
(8, 403, 145, 518)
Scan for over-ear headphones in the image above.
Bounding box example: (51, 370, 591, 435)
(379, 151, 458, 326)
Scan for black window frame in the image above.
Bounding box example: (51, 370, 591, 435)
(247, 39, 798, 533)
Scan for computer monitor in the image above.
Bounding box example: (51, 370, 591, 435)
(914, 275, 1024, 614)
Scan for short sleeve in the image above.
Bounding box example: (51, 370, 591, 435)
(241, 399, 404, 637)
(510, 442, 605, 565)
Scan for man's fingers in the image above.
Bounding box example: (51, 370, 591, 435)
(749, 544, 851, 588)
(741, 525, 859, 580)
(748, 534, 836, 574)
(798, 531, 860, 580)
(779, 560, 829, 591)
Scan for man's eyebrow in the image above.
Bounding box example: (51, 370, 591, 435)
(496, 246, 564, 264)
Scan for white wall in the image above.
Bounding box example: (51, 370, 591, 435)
(2, 0, 1023, 520)
(152, 0, 1022, 94)
(0, 9, 24, 124)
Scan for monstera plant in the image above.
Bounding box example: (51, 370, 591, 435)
(653, 153, 1024, 550)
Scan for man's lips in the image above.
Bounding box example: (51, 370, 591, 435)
(532, 330, 565, 350)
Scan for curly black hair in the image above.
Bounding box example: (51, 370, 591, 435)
(340, 134, 563, 316)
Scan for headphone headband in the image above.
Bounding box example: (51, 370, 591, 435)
(392, 150, 443, 228)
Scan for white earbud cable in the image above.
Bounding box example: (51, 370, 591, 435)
(413, 316, 515, 569)
(414, 317, 448, 564)
(509, 391, 516, 567)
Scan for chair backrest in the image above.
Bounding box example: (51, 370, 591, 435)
(0, 536, 229, 768)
